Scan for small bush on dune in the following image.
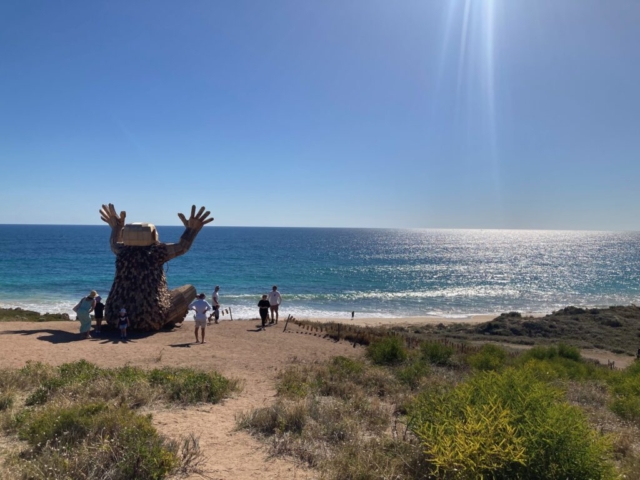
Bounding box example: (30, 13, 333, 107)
(466, 343, 508, 371)
(367, 336, 408, 365)
(409, 366, 616, 480)
(328, 356, 365, 377)
(238, 399, 309, 436)
(610, 396, 640, 423)
(19, 360, 238, 407)
(0, 392, 14, 411)
(524, 343, 581, 362)
(12, 402, 186, 480)
(276, 357, 402, 401)
(608, 360, 640, 422)
(239, 394, 391, 469)
(325, 438, 428, 480)
(420, 341, 454, 365)
(277, 365, 313, 398)
(148, 367, 237, 404)
(558, 342, 582, 361)
(395, 358, 429, 390)
(0, 362, 54, 394)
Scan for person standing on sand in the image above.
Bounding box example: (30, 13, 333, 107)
(94, 296, 105, 334)
(258, 294, 270, 330)
(268, 285, 282, 324)
(209, 285, 220, 325)
(118, 308, 130, 339)
(190, 293, 211, 344)
(73, 290, 97, 339)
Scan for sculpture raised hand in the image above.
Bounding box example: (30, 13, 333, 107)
(100, 204, 214, 331)
(99, 204, 127, 254)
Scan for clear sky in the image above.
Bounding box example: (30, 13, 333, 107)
(1, 1, 639, 230)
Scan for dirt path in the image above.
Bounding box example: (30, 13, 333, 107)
(0, 320, 359, 479)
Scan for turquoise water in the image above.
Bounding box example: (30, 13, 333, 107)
(0, 225, 639, 319)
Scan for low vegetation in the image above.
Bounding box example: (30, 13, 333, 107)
(0, 307, 69, 322)
(431, 305, 640, 355)
(0, 360, 239, 479)
(240, 332, 640, 479)
(287, 304, 640, 357)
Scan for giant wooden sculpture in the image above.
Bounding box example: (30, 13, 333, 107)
(100, 204, 213, 331)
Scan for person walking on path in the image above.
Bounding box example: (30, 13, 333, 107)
(209, 285, 220, 325)
(94, 296, 105, 334)
(118, 308, 131, 339)
(190, 293, 212, 344)
(73, 290, 97, 339)
(258, 294, 271, 330)
(268, 285, 282, 324)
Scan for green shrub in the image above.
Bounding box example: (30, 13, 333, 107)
(15, 402, 182, 480)
(325, 438, 427, 480)
(395, 359, 429, 390)
(277, 366, 312, 398)
(524, 343, 581, 362)
(0, 362, 54, 396)
(148, 367, 237, 404)
(409, 367, 616, 480)
(238, 399, 309, 436)
(515, 344, 604, 382)
(328, 356, 365, 377)
(20, 361, 237, 407)
(239, 395, 390, 467)
(466, 344, 508, 371)
(557, 342, 581, 361)
(420, 341, 454, 365)
(0, 392, 14, 411)
(366, 336, 407, 366)
(607, 360, 640, 422)
(26, 359, 102, 406)
(610, 396, 640, 422)
(523, 357, 602, 381)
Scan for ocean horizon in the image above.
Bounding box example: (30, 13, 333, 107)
(0, 225, 639, 321)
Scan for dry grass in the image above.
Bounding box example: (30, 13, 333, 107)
(0, 360, 239, 479)
(239, 335, 640, 479)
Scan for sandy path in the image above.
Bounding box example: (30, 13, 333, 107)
(0, 319, 358, 479)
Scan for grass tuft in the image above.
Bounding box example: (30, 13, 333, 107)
(366, 336, 407, 366)
(9, 402, 186, 480)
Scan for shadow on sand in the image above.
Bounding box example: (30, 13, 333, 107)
(0, 328, 159, 345)
(0, 328, 85, 344)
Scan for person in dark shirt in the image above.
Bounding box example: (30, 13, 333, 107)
(94, 296, 105, 334)
(118, 308, 131, 339)
(257, 295, 270, 330)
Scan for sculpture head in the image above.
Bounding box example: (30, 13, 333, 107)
(122, 223, 158, 246)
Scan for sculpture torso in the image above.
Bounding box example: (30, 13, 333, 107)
(105, 244, 172, 330)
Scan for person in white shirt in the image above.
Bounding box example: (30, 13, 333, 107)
(267, 285, 282, 324)
(209, 285, 221, 325)
(189, 293, 212, 344)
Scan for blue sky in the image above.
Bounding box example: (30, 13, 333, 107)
(1, 1, 639, 230)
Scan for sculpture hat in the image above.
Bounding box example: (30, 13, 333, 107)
(89, 290, 98, 298)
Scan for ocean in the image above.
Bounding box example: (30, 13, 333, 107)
(0, 225, 639, 320)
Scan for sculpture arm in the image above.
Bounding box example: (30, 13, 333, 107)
(99, 204, 126, 255)
(163, 205, 213, 262)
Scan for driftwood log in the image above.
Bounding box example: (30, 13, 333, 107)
(100, 204, 213, 331)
